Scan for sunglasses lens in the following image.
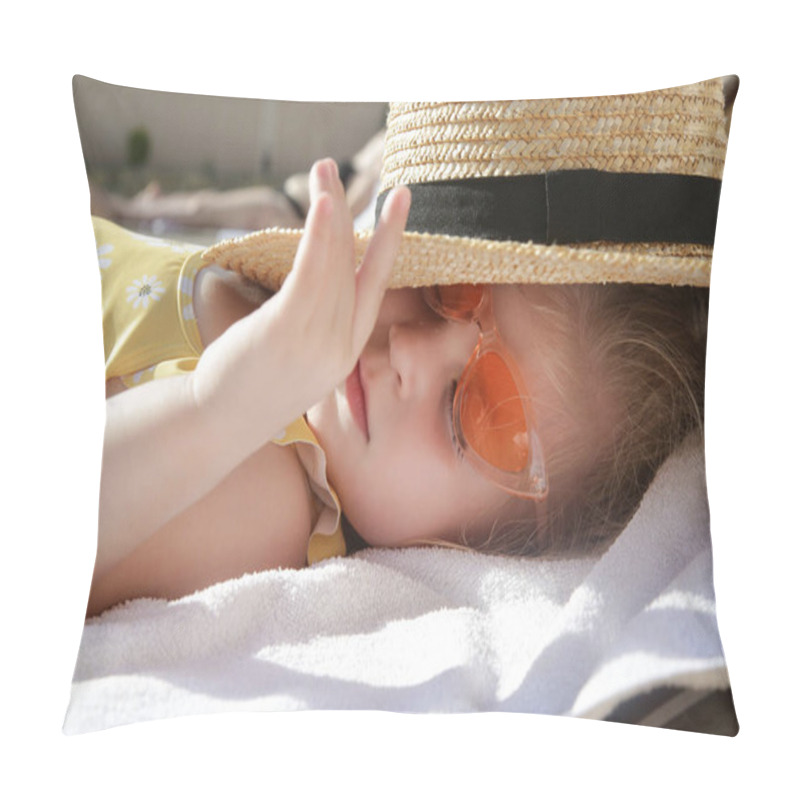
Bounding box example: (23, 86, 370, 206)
(459, 351, 529, 472)
(425, 284, 485, 321)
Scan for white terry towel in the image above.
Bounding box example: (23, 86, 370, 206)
(64, 432, 731, 734)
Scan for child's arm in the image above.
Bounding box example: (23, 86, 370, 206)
(191, 159, 409, 456)
(96, 160, 410, 577)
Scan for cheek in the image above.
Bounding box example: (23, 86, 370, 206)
(312, 388, 508, 547)
(344, 441, 445, 542)
(343, 442, 507, 547)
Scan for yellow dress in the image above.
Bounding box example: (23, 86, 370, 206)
(93, 216, 345, 564)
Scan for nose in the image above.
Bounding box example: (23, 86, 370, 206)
(388, 318, 480, 400)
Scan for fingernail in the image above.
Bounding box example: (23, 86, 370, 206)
(396, 185, 411, 213)
(314, 159, 330, 186)
(318, 158, 337, 186)
(385, 185, 411, 218)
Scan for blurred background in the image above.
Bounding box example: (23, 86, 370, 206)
(74, 76, 387, 245)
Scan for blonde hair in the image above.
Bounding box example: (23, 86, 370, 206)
(469, 283, 710, 558)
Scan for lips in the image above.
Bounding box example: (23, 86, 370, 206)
(345, 360, 369, 440)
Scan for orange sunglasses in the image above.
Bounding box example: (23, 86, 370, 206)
(423, 284, 548, 500)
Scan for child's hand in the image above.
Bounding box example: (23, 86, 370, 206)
(192, 159, 410, 450)
(274, 159, 410, 408)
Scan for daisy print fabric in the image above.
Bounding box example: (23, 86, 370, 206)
(94, 216, 206, 387)
(126, 275, 166, 310)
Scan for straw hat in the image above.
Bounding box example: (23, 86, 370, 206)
(202, 77, 730, 289)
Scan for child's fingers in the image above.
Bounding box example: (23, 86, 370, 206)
(319, 160, 356, 280)
(352, 185, 411, 348)
(310, 160, 360, 336)
(282, 189, 333, 303)
(357, 185, 410, 300)
(306, 159, 352, 282)
(279, 159, 390, 382)
(308, 159, 334, 207)
(282, 172, 355, 336)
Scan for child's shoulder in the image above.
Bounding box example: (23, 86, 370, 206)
(211, 438, 316, 568)
(194, 265, 273, 348)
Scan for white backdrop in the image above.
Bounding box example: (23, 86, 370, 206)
(3, 2, 794, 797)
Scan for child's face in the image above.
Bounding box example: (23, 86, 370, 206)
(306, 286, 567, 548)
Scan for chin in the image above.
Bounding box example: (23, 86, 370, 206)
(345, 501, 439, 550)
(339, 499, 398, 549)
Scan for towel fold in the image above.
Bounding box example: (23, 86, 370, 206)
(65, 432, 731, 734)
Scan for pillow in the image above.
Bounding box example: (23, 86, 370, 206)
(66, 74, 738, 736)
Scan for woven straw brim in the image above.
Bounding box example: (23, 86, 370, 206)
(202, 79, 726, 290)
(201, 228, 712, 290)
